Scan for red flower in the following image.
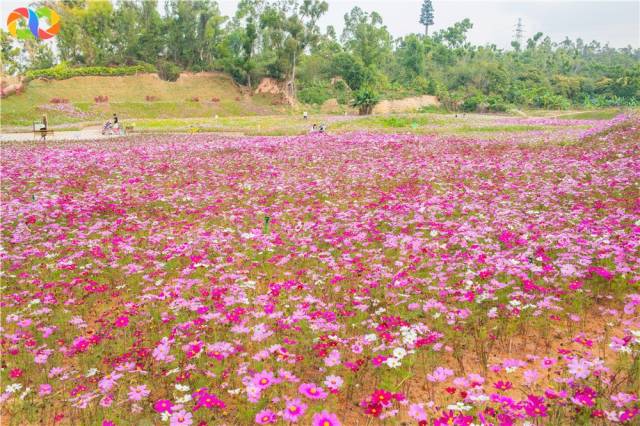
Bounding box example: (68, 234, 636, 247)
(364, 403, 383, 417)
(371, 389, 393, 405)
(494, 380, 512, 391)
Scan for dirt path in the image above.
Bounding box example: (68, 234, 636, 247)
(0, 126, 119, 142)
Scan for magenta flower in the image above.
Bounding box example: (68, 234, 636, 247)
(299, 383, 328, 399)
(311, 411, 341, 426)
(255, 409, 277, 424)
(494, 380, 513, 391)
(252, 371, 276, 390)
(153, 399, 174, 413)
(114, 315, 129, 327)
(282, 398, 307, 422)
(524, 395, 547, 418)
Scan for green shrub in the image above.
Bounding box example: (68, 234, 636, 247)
(157, 60, 181, 82)
(486, 95, 508, 112)
(461, 94, 484, 112)
(25, 62, 156, 81)
(298, 85, 332, 105)
(351, 86, 380, 115)
(418, 105, 447, 113)
(533, 92, 570, 110)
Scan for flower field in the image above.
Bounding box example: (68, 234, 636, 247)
(1, 115, 639, 425)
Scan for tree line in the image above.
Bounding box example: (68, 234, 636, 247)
(1, 0, 638, 111)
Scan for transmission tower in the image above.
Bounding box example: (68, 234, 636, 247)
(514, 18, 524, 46)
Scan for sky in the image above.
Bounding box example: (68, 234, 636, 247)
(1, 0, 638, 49)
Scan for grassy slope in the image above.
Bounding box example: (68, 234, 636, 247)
(0, 72, 284, 129)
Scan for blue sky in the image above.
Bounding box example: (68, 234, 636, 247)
(2, 0, 638, 49)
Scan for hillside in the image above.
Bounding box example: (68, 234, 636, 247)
(0, 72, 285, 129)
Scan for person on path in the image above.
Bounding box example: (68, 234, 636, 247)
(40, 114, 48, 141)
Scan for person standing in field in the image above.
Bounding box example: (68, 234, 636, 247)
(40, 114, 48, 141)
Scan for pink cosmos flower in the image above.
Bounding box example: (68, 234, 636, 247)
(324, 349, 341, 366)
(567, 357, 591, 379)
(278, 369, 300, 383)
(427, 367, 454, 383)
(299, 383, 328, 399)
(170, 409, 193, 426)
(128, 384, 150, 401)
(39, 384, 52, 396)
(282, 398, 307, 422)
(324, 375, 344, 390)
(253, 371, 276, 390)
(408, 403, 427, 422)
(98, 372, 123, 393)
(611, 392, 638, 408)
(255, 409, 277, 424)
(523, 369, 540, 385)
(100, 394, 114, 407)
(311, 411, 341, 426)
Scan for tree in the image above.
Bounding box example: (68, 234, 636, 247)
(397, 34, 427, 79)
(0, 30, 21, 75)
(419, 0, 434, 36)
(433, 18, 473, 49)
(331, 51, 370, 90)
(341, 7, 392, 68)
(259, 0, 328, 96)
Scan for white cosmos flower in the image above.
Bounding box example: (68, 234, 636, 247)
(393, 348, 407, 359)
(176, 394, 192, 404)
(385, 357, 401, 368)
(6, 383, 22, 393)
(447, 401, 472, 411)
(19, 387, 31, 400)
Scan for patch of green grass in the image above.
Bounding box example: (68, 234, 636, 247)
(0, 73, 279, 127)
(331, 114, 447, 132)
(457, 124, 548, 133)
(558, 109, 622, 120)
(130, 115, 310, 136)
